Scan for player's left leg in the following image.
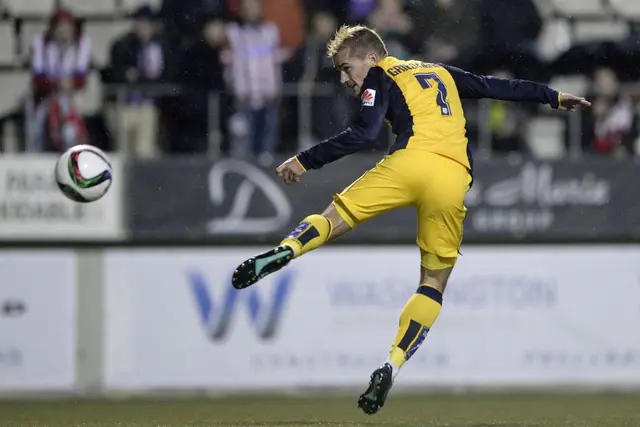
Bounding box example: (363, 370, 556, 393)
(358, 255, 456, 415)
(358, 152, 471, 415)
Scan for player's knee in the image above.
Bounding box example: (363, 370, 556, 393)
(420, 252, 456, 292)
(421, 251, 457, 270)
(321, 203, 352, 239)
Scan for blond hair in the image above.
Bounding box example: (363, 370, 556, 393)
(326, 24, 388, 59)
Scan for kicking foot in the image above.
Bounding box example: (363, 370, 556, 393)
(357, 363, 393, 415)
(232, 245, 294, 290)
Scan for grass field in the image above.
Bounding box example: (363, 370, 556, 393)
(1, 394, 640, 427)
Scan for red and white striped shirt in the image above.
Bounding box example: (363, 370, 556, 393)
(31, 33, 91, 97)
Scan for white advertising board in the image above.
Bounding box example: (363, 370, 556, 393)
(0, 251, 77, 390)
(103, 246, 640, 390)
(0, 154, 123, 239)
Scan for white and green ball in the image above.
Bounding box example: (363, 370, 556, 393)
(55, 145, 112, 203)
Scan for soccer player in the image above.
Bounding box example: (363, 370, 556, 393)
(232, 25, 590, 414)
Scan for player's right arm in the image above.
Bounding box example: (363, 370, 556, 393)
(295, 67, 390, 171)
(441, 64, 590, 111)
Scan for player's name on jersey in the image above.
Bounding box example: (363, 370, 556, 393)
(386, 61, 437, 77)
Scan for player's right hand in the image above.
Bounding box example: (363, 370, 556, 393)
(559, 93, 591, 111)
(276, 156, 306, 184)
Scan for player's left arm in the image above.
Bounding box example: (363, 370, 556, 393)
(441, 64, 591, 111)
(292, 68, 389, 172)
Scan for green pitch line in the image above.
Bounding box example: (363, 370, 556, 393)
(0, 394, 639, 427)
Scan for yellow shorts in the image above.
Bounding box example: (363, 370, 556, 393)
(332, 150, 471, 269)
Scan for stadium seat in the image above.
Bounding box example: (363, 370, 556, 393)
(526, 116, 566, 159)
(537, 18, 572, 61)
(0, 22, 15, 64)
(121, 0, 162, 13)
(549, 75, 590, 97)
(610, 0, 640, 18)
(552, 0, 607, 16)
(59, 0, 117, 16)
(0, 71, 29, 117)
(5, 0, 54, 16)
(531, 0, 554, 18)
(573, 20, 629, 43)
(83, 21, 131, 67)
(74, 71, 102, 114)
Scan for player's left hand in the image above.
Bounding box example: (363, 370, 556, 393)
(276, 156, 306, 184)
(559, 93, 591, 111)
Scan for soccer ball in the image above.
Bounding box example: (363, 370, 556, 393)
(55, 144, 113, 203)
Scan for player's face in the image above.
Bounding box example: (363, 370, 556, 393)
(333, 49, 377, 96)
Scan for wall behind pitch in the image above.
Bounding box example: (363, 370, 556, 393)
(0, 154, 124, 240)
(102, 245, 640, 391)
(126, 155, 640, 244)
(0, 251, 77, 391)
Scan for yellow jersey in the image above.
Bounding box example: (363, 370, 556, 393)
(296, 56, 561, 175)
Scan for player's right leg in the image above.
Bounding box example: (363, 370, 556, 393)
(231, 204, 349, 289)
(232, 154, 411, 290)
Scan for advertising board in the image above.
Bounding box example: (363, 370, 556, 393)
(0, 251, 77, 390)
(103, 246, 640, 390)
(0, 154, 123, 240)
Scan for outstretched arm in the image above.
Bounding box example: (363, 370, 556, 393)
(441, 64, 590, 111)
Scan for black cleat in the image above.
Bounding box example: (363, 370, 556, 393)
(357, 363, 394, 415)
(232, 245, 294, 290)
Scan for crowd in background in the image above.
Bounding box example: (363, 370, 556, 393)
(11, 0, 640, 161)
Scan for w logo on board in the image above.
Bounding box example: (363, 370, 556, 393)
(187, 269, 294, 341)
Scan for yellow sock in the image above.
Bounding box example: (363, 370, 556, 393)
(280, 214, 332, 258)
(387, 284, 443, 372)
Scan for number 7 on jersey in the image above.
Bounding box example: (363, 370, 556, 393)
(414, 73, 452, 116)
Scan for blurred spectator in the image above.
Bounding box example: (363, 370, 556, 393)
(6, 0, 635, 159)
(266, 0, 305, 54)
(106, 5, 166, 157)
(487, 69, 530, 154)
(475, 0, 544, 79)
(419, 0, 479, 65)
(174, 16, 228, 154)
(302, 12, 339, 85)
(347, 0, 378, 23)
(223, 0, 285, 164)
(229, 0, 305, 54)
(27, 8, 90, 152)
(366, 0, 413, 59)
(301, 11, 351, 143)
(303, 0, 346, 23)
(160, 0, 228, 51)
(578, 67, 638, 157)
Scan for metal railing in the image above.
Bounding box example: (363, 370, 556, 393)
(84, 81, 601, 158)
(103, 82, 345, 157)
